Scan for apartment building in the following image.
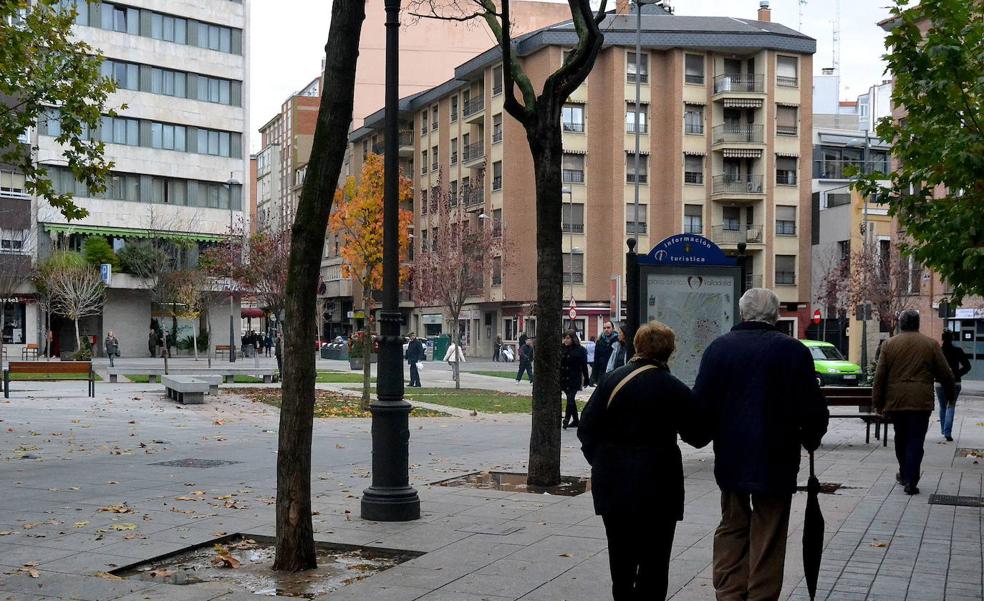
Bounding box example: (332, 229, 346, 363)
(33, 0, 250, 358)
(350, 1, 817, 355)
(0, 111, 32, 353)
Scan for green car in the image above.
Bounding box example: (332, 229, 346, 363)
(801, 340, 863, 386)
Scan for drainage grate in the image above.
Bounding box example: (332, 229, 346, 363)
(928, 494, 984, 508)
(150, 458, 242, 468)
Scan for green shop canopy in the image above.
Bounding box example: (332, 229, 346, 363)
(42, 223, 228, 243)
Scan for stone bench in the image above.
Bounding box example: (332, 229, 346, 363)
(189, 374, 222, 394)
(108, 368, 164, 383)
(109, 368, 275, 383)
(161, 376, 209, 405)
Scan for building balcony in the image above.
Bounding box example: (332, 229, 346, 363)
(463, 96, 484, 122)
(464, 187, 484, 208)
(711, 224, 764, 246)
(711, 124, 764, 146)
(711, 174, 764, 197)
(813, 159, 889, 180)
(562, 223, 584, 234)
(462, 140, 485, 164)
(713, 74, 765, 96)
(745, 274, 763, 289)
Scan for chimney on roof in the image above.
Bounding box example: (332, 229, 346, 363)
(616, 0, 630, 15)
(757, 0, 771, 22)
(822, 67, 835, 75)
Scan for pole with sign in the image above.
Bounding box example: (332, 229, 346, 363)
(100, 264, 112, 286)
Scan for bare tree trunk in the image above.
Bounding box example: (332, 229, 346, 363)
(192, 324, 199, 361)
(275, 0, 365, 572)
(73, 317, 81, 353)
(527, 127, 564, 488)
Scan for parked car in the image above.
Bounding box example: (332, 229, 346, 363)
(801, 340, 862, 386)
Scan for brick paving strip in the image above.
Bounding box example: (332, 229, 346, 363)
(0, 378, 980, 600)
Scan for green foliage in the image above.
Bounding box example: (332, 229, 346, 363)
(117, 242, 168, 275)
(0, 0, 120, 220)
(177, 331, 209, 352)
(853, 0, 984, 302)
(33, 250, 86, 296)
(82, 237, 119, 270)
(71, 335, 92, 361)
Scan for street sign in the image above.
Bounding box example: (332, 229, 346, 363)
(569, 297, 576, 309)
(813, 309, 822, 325)
(100, 263, 112, 286)
(568, 308, 577, 320)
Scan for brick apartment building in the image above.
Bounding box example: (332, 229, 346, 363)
(349, 2, 817, 356)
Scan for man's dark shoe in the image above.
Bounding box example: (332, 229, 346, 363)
(904, 484, 920, 495)
(946, 436, 954, 442)
(895, 472, 904, 485)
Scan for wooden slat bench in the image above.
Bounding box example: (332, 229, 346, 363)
(213, 344, 236, 359)
(161, 375, 209, 405)
(822, 386, 888, 446)
(3, 361, 94, 398)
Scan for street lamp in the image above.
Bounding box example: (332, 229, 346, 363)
(361, 0, 420, 522)
(631, 0, 660, 240)
(562, 187, 574, 308)
(226, 174, 239, 363)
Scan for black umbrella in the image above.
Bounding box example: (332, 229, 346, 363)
(803, 451, 824, 600)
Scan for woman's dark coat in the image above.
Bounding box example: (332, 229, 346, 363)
(560, 344, 589, 393)
(578, 360, 704, 519)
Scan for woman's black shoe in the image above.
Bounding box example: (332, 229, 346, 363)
(562, 421, 569, 430)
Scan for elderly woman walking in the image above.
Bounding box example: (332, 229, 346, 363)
(560, 330, 590, 429)
(578, 321, 705, 600)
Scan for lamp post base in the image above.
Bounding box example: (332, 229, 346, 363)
(360, 398, 420, 522)
(361, 486, 420, 522)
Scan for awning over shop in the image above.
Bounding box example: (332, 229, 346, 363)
(241, 308, 265, 318)
(42, 223, 228, 243)
(723, 98, 763, 109)
(722, 148, 763, 158)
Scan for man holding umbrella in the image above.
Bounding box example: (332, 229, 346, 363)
(693, 288, 828, 600)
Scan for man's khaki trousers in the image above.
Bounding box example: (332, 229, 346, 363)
(713, 491, 793, 601)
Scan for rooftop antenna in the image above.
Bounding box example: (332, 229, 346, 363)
(831, 0, 841, 73)
(799, 0, 807, 31)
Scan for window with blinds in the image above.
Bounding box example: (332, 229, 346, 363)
(776, 206, 796, 235)
(777, 106, 798, 136)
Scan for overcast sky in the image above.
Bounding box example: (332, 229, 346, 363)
(248, 0, 893, 150)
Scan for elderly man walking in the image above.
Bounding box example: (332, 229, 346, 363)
(872, 309, 955, 495)
(693, 288, 829, 601)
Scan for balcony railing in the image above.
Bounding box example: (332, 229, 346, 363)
(464, 187, 484, 207)
(813, 159, 889, 180)
(371, 143, 384, 154)
(492, 129, 502, 143)
(712, 124, 764, 144)
(777, 75, 798, 88)
(713, 74, 765, 94)
(685, 122, 704, 135)
(398, 129, 413, 147)
(562, 223, 585, 233)
(462, 96, 484, 118)
(563, 122, 585, 133)
(712, 174, 764, 195)
(684, 171, 703, 185)
(462, 141, 485, 163)
(562, 170, 584, 184)
(711, 224, 764, 245)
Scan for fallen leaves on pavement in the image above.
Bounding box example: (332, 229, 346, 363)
(98, 503, 134, 514)
(211, 544, 241, 569)
(238, 388, 446, 418)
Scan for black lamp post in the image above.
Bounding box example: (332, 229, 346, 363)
(361, 0, 420, 522)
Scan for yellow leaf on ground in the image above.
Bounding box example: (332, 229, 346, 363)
(93, 571, 123, 581)
(74, 521, 89, 528)
(110, 523, 137, 531)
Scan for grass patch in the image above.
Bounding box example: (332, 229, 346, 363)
(125, 374, 263, 384)
(316, 370, 376, 384)
(470, 370, 521, 380)
(8, 372, 103, 381)
(345, 387, 537, 414)
(240, 387, 448, 418)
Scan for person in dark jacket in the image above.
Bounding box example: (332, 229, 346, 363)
(605, 327, 628, 374)
(104, 331, 120, 367)
(274, 333, 283, 377)
(693, 288, 829, 601)
(560, 331, 590, 429)
(579, 320, 704, 601)
(593, 321, 618, 385)
(516, 338, 534, 383)
(936, 330, 971, 442)
(405, 332, 425, 387)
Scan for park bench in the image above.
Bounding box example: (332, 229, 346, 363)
(213, 344, 236, 360)
(20, 343, 39, 360)
(108, 367, 275, 383)
(3, 361, 94, 399)
(822, 386, 888, 447)
(108, 368, 164, 383)
(162, 375, 209, 405)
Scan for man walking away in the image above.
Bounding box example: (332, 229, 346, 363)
(936, 330, 971, 442)
(274, 333, 283, 378)
(693, 288, 828, 601)
(105, 331, 119, 367)
(518, 330, 528, 349)
(516, 337, 534, 383)
(873, 310, 955, 494)
(443, 340, 465, 383)
(405, 332, 424, 387)
(493, 335, 502, 362)
(593, 321, 618, 385)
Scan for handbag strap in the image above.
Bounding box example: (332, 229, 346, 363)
(606, 364, 659, 408)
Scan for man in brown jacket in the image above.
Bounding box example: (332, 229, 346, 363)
(872, 309, 955, 495)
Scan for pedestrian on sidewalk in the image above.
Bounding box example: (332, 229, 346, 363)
(405, 332, 424, 387)
(936, 329, 971, 442)
(560, 330, 589, 429)
(578, 320, 704, 601)
(516, 337, 534, 383)
(873, 310, 955, 494)
(493, 335, 502, 362)
(693, 288, 828, 601)
(443, 340, 465, 383)
(584, 336, 596, 386)
(265, 332, 273, 357)
(104, 331, 119, 367)
(593, 321, 618, 385)
(605, 327, 628, 375)
(148, 328, 157, 358)
(274, 332, 283, 377)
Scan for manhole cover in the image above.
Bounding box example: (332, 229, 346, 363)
(430, 471, 590, 496)
(150, 458, 242, 468)
(113, 534, 419, 599)
(928, 494, 984, 507)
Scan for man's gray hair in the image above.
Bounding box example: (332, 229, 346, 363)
(899, 309, 920, 332)
(739, 288, 780, 325)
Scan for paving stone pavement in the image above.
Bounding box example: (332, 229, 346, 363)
(0, 377, 981, 600)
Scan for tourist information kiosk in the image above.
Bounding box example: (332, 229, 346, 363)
(625, 235, 745, 386)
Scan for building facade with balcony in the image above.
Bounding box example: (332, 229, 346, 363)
(0, 115, 35, 355)
(33, 0, 250, 358)
(350, 2, 817, 354)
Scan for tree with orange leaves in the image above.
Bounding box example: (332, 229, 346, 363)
(330, 153, 412, 407)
